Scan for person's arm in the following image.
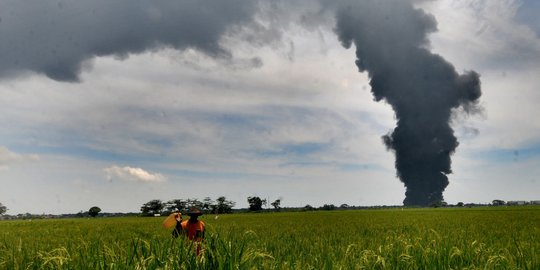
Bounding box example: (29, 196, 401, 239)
(198, 222, 205, 239)
(171, 215, 183, 238)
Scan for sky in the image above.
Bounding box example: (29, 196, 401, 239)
(1, 0, 539, 214)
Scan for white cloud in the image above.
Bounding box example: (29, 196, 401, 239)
(446, 149, 540, 204)
(0, 146, 39, 169)
(104, 165, 166, 183)
(421, 0, 540, 71)
(0, 25, 391, 165)
(417, 0, 540, 150)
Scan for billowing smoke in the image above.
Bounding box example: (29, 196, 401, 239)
(334, 0, 481, 206)
(1, 0, 482, 206)
(0, 0, 258, 81)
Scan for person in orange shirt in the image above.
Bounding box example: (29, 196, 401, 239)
(172, 207, 205, 255)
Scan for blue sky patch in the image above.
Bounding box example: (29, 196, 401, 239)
(516, 0, 540, 37)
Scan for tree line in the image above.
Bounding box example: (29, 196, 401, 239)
(140, 196, 283, 216)
(2, 198, 539, 219)
(140, 196, 236, 216)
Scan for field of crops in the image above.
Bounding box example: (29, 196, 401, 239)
(1, 206, 539, 269)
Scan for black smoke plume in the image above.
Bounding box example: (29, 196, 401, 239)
(334, 0, 481, 206)
(1, 0, 482, 206)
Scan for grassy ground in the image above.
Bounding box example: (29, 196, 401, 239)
(1, 206, 539, 269)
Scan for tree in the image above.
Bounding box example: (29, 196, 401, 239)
(0, 203, 7, 215)
(186, 198, 203, 209)
(492, 199, 505, 206)
(202, 197, 214, 213)
(164, 199, 188, 214)
(320, 204, 336, 211)
(216, 196, 235, 214)
(430, 200, 447, 208)
(271, 199, 281, 211)
(88, 206, 101, 217)
(247, 196, 263, 211)
(141, 199, 164, 216)
(457, 202, 464, 207)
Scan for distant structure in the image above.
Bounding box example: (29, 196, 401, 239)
(507, 201, 528, 206)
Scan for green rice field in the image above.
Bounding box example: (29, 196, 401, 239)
(1, 207, 539, 269)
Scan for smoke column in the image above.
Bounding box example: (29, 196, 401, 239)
(1, 0, 482, 206)
(334, 0, 481, 206)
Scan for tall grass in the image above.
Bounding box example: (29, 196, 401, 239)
(0, 207, 538, 269)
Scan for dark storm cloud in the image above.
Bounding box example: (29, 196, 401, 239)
(0, 0, 258, 81)
(334, 0, 482, 206)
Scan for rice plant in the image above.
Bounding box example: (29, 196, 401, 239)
(0, 206, 538, 269)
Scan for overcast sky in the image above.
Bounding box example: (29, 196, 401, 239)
(1, 0, 539, 214)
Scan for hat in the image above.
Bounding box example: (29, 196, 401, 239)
(187, 207, 203, 216)
(162, 212, 181, 229)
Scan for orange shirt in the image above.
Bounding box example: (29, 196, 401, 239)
(180, 220, 205, 241)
